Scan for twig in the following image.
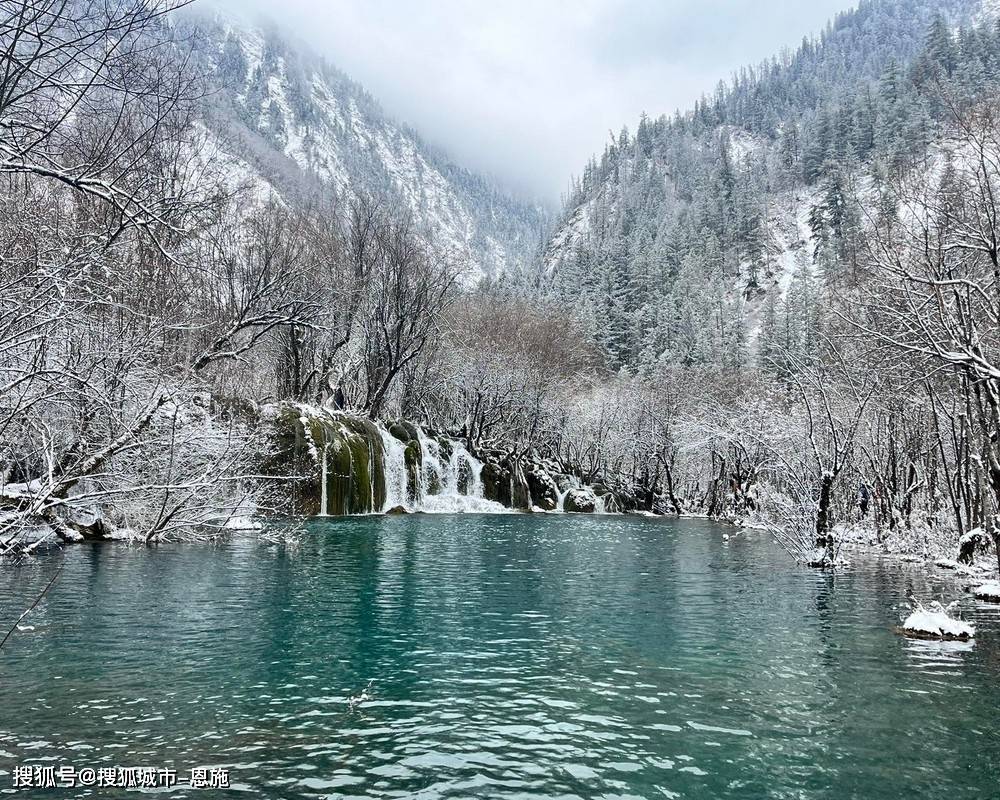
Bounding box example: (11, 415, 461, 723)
(0, 563, 63, 653)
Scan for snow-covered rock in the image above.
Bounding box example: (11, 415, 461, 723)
(901, 600, 975, 640)
(564, 487, 597, 513)
(972, 581, 1000, 603)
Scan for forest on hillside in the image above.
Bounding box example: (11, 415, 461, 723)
(542, 0, 1000, 567)
(1, 0, 1000, 577)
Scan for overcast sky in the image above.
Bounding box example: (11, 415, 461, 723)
(213, 0, 853, 203)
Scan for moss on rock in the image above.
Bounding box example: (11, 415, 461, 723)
(265, 403, 387, 516)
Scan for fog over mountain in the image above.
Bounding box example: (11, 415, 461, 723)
(213, 0, 853, 201)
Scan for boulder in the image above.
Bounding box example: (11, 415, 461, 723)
(958, 527, 989, 564)
(385, 505, 408, 515)
(564, 487, 597, 513)
(481, 460, 512, 507)
(388, 420, 420, 444)
(68, 509, 113, 540)
(899, 600, 975, 640)
(526, 464, 559, 510)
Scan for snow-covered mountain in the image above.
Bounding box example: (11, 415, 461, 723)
(183, 11, 548, 282)
(539, 0, 990, 370)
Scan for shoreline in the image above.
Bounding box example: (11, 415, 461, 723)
(6, 509, 999, 585)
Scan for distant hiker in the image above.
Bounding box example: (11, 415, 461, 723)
(858, 483, 870, 518)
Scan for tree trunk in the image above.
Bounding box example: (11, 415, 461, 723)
(661, 458, 682, 515)
(706, 453, 726, 519)
(815, 472, 835, 562)
(995, 529, 1000, 576)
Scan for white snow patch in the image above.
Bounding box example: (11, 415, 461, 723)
(901, 600, 975, 640)
(224, 516, 264, 531)
(976, 0, 1000, 24)
(972, 581, 1000, 602)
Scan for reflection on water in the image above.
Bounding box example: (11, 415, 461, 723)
(1, 515, 999, 799)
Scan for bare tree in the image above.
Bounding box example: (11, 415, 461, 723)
(343, 197, 461, 419)
(0, 0, 201, 244)
(851, 97, 1000, 571)
(0, 2, 322, 553)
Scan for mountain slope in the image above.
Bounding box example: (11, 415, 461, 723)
(541, 0, 987, 371)
(183, 10, 548, 282)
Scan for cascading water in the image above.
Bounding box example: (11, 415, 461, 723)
(276, 403, 511, 516)
(417, 436, 505, 513)
(294, 418, 507, 514)
(416, 428, 444, 500)
(319, 442, 329, 516)
(379, 428, 412, 511)
(283, 403, 613, 516)
(409, 428, 506, 513)
(554, 474, 581, 511)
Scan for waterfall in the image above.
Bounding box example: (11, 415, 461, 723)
(280, 402, 510, 516)
(418, 437, 506, 513)
(319, 442, 329, 516)
(452, 442, 483, 496)
(556, 486, 570, 512)
(416, 427, 443, 500)
(381, 426, 506, 514)
(379, 427, 411, 511)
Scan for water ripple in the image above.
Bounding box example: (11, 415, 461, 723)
(0, 516, 998, 799)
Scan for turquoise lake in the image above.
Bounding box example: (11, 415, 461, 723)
(1, 514, 999, 798)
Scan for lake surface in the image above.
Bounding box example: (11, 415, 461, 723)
(1, 515, 999, 799)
